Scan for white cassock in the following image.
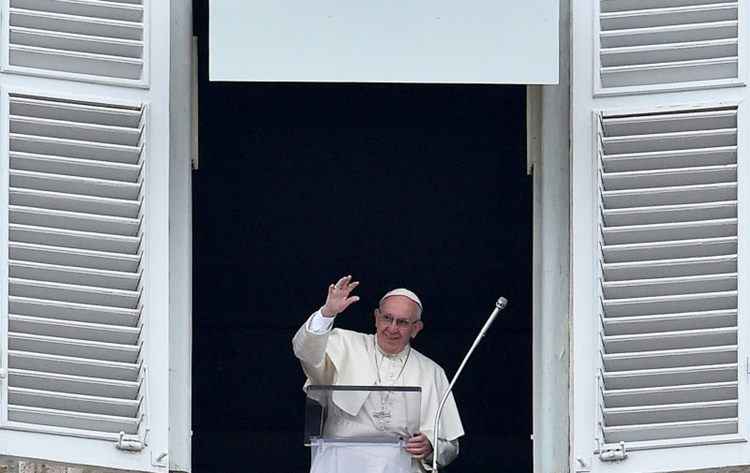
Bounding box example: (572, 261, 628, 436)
(293, 310, 465, 472)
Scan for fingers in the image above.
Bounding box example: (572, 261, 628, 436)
(334, 275, 350, 289)
(332, 276, 359, 293)
(343, 296, 360, 310)
(405, 434, 432, 458)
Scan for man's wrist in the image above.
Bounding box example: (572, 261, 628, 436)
(320, 306, 337, 318)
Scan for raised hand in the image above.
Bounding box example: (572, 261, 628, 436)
(321, 275, 360, 318)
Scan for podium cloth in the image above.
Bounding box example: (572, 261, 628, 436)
(293, 311, 464, 472)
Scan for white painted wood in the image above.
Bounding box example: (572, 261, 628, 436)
(531, 0, 570, 470)
(570, 0, 750, 468)
(167, 0, 193, 469)
(595, 0, 744, 94)
(4, 0, 148, 86)
(0, 0, 174, 470)
(209, 0, 559, 84)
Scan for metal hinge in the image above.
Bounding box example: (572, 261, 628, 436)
(599, 441, 627, 462)
(116, 431, 145, 452)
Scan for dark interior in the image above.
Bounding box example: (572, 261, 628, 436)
(193, 4, 533, 471)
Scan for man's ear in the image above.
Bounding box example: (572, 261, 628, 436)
(411, 320, 424, 339)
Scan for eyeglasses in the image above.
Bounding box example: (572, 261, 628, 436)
(377, 310, 420, 329)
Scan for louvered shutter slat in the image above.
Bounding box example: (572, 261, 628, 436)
(604, 327, 736, 352)
(601, 59, 737, 88)
(603, 236, 737, 260)
(10, 369, 139, 399)
(10, 188, 141, 218)
(602, 273, 736, 298)
(9, 333, 139, 363)
(10, 225, 141, 254)
(13, 0, 144, 22)
(10, 27, 143, 58)
(10, 135, 141, 164)
(9, 350, 140, 380)
(603, 291, 737, 316)
(600, 4, 737, 32)
(10, 170, 141, 200)
(598, 107, 739, 445)
(603, 257, 736, 282)
(9, 297, 139, 326)
(603, 309, 737, 335)
(10, 9, 141, 42)
(599, 3, 739, 88)
(10, 278, 139, 307)
(601, 21, 738, 49)
(10, 116, 142, 146)
(11, 152, 142, 182)
(603, 418, 737, 443)
(602, 220, 737, 245)
(10, 97, 142, 127)
(602, 183, 737, 208)
(10, 261, 140, 290)
(605, 400, 737, 425)
(602, 165, 736, 189)
(8, 1, 145, 82)
(602, 147, 737, 172)
(603, 110, 736, 133)
(5, 94, 146, 436)
(9, 387, 140, 417)
(601, 39, 737, 67)
(8, 405, 139, 434)
(603, 201, 737, 226)
(604, 381, 737, 407)
(602, 0, 733, 13)
(604, 363, 737, 390)
(10, 46, 142, 80)
(9, 315, 140, 344)
(603, 345, 737, 371)
(602, 129, 736, 154)
(10, 242, 141, 272)
(10, 207, 140, 236)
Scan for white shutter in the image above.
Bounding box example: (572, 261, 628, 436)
(7, 93, 145, 437)
(597, 107, 739, 444)
(598, 0, 739, 90)
(0, 0, 176, 470)
(6, 0, 146, 83)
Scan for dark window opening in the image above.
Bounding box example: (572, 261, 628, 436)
(193, 6, 532, 471)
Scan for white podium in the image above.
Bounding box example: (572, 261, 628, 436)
(305, 385, 422, 473)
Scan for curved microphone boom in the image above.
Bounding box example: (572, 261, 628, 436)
(431, 297, 508, 473)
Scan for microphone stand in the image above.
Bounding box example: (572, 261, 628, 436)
(431, 297, 508, 472)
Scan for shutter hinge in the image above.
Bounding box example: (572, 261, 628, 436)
(599, 441, 627, 462)
(116, 431, 145, 452)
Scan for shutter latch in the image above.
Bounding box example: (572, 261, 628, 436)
(599, 441, 627, 462)
(116, 431, 145, 452)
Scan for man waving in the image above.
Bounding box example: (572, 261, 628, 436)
(293, 275, 464, 472)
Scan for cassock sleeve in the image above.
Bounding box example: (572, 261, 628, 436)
(292, 310, 336, 386)
(419, 365, 464, 469)
(422, 439, 459, 471)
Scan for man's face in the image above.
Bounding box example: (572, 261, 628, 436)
(374, 295, 423, 355)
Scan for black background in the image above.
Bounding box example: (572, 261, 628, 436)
(193, 3, 532, 471)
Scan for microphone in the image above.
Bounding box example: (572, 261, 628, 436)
(431, 297, 508, 472)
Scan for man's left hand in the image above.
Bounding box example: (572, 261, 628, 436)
(405, 433, 433, 459)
